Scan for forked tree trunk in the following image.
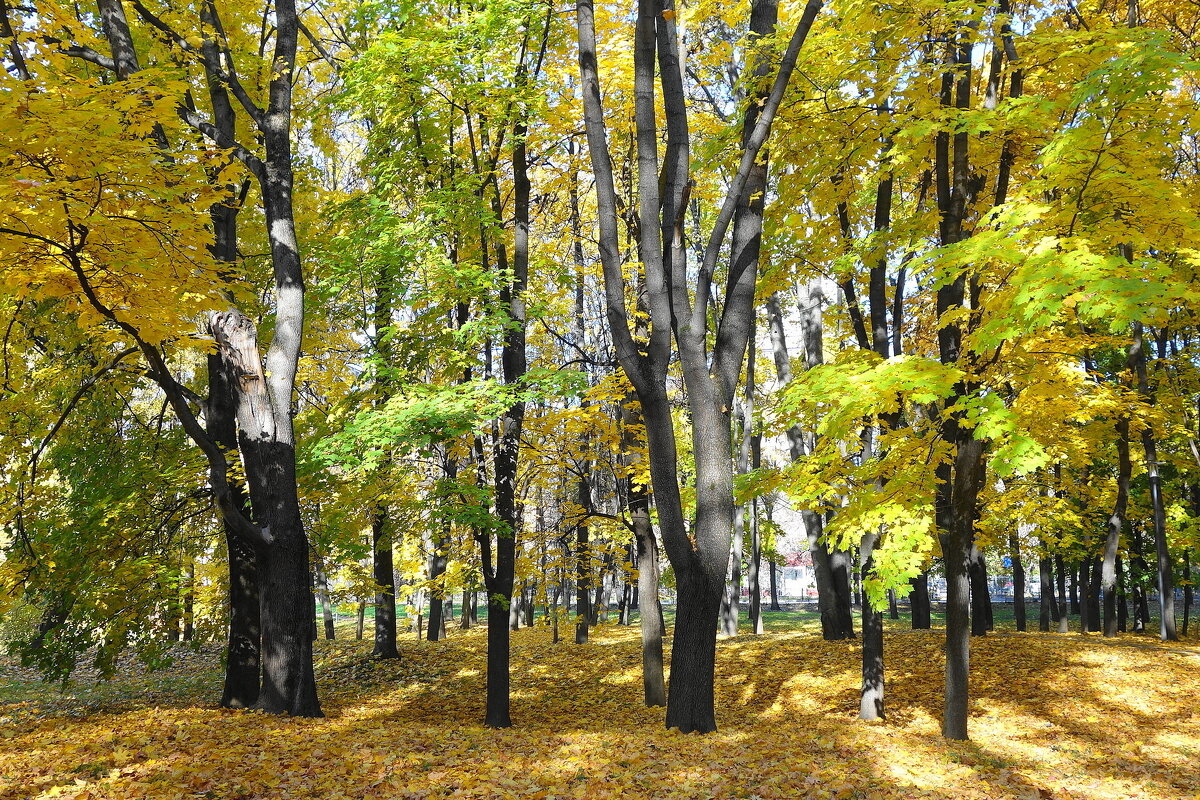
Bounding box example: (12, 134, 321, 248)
(576, 0, 822, 733)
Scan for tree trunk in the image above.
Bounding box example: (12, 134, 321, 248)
(1087, 555, 1102, 633)
(1078, 559, 1091, 634)
(574, 478, 591, 643)
(1130, 323, 1177, 641)
(1117, 555, 1129, 632)
(1069, 560, 1080, 615)
(969, 544, 989, 637)
(768, 290, 853, 640)
(909, 573, 931, 630)
(314, 558, 336, 640)
(1182, 550, 1191, 637)
(370, 508, 400, 657)
(624, 398, 667, 707)
(1009, 532, 1026, 632)
(1038, 556, 1055, 632)
(575, 0, 821, 734)
(427, 521, 449, 642)
(1055, 554, 1070, 632)
(859, 545, 884, 720)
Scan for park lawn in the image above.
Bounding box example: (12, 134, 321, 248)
(2, 622, 1198, 800)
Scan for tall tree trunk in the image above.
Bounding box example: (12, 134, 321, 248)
(766, 292, 849, 639)
(1038, 556, 1055, 632)
(748, 418, 764, 634)
(576, 0, 822, 733)
(1103, 418, 1131, 636)
(370, 509, 400, 657)
(182, 560, 196, 642)
(314, 557, 336, 640)
(1055, 553, 1070, 631)
(623, 394, 667, 706)
(574, 476, 591, 643)
(768, 556, 782, 611)
(859, 542, 884, 720)
(1009, 531, 1026, 632)
(909, 573, 931, 629)
(1078, 559, 1091, 633)
(1086, 555, 1102, 633)
(968, 544, 989, 636)
(1130, 323, 1177, 641)
(1117, 555, 1129, 632)
(479, 48, 534, 724)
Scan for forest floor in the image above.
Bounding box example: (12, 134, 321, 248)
(2, 610, 1199, 800)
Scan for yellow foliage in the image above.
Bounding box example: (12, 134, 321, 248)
(3, 626, 1199, 800)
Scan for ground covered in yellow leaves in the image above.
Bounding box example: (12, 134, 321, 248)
(3, 623, 1199, 800)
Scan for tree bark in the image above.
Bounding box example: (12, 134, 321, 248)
(575, 0, 822, 733)
(1086, 555, 1102, 633)
(766, 290, 852, 639)
(314, 557, 336, 640)
(1130, 323, 1177, 640)
(1103, 417, 1131, 636)
(623, 396, 666, 706)
(909, 573, 931, 630)
(969, 544, 990, 636)
(1009, 531, 1026, 632)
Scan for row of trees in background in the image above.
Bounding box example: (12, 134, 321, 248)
(2, 0, 1199, 741)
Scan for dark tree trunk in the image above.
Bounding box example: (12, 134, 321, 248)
(1117, 556, 1129, 632)
(355, 601, 365, 640)
(828, 545, 856, 639)
(859, 547, 884, 720)
(221, 537, 261, 707)
(1131, 525, 1151, 632)
(768, 557, 782, 611)
(371, 509, 399, 657)
(1038, 556, 1055, 632)
(1179, 542, 1191, 637)
(968, 545, 989, 636)
(479, 49, 534, 724)
(210, 353, 261, 708)
(576, 0, 821, 734)
(1069, 561, 1080, 615)
(1009, 532, 1026, 632)
(427, 524, 449, 642)
(1078, 559, 1091, 634)
(182, 560, 196, 641)
(574, 479, 591, 643)
(909, 573, 931, 629)
(1087, 555, 1102, 633)
(1055, 554, 1070, 631)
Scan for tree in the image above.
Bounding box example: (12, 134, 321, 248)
(577, 0, 823, 732)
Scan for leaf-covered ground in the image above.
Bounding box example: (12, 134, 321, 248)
(3, 620, 1199, 800)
